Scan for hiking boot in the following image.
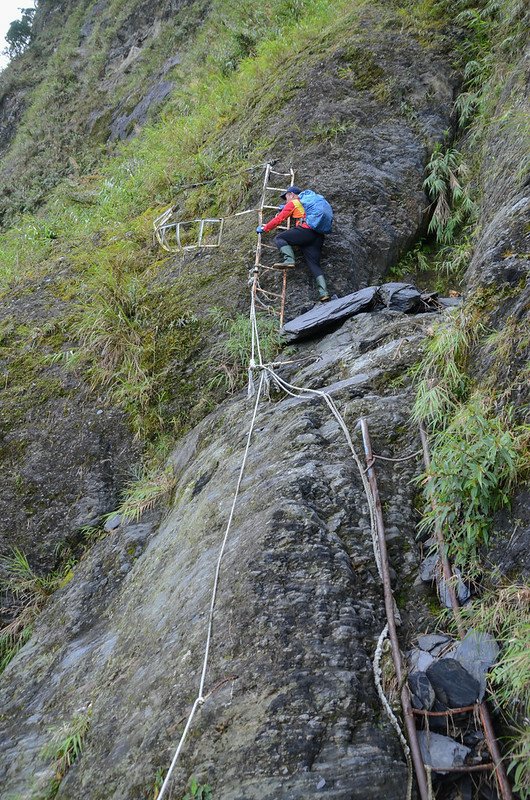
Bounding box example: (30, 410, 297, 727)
(272, 245, 295, 269)
(316, 275, 330, 302)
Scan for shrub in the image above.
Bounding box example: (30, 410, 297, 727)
(411, 308, 479, 426)
(418, 398, 529, 571)
(423, 145, 476, 245)
(41, 710, 91, 799)
(0, 548, 75, 673)
(207, 308, 285, 393)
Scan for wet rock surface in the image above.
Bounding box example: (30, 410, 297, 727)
(0, 309, 435, 799)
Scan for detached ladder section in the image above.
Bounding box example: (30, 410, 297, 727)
(251, 163, 295, 327)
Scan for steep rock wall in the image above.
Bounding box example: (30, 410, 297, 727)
(0, 308, 434, 799)
(0, 4, 457, 571)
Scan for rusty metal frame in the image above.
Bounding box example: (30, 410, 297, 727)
(419, 423, 514, 800)
(359, 418, 431, 800)
(154, 213, 224, 253)
(359, 418, 514, 800)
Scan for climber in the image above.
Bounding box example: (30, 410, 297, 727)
(256, 185, 331, 302)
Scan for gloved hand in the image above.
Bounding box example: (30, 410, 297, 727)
(256, 225, 265, 234)
(277, 204, 285, 210)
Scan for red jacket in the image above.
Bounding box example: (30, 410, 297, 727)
(262, 198, 310, 233)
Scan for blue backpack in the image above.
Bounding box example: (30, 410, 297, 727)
(298, 189, 333, 233)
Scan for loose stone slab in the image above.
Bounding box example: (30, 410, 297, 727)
(452, 630, 500, 702)
(408, 648, 434, 672)
(417, 634, 451, 652)
(281, 282, 434, 340)
(437, 567, 470, 608)
(103, 513, 121, 532)
(420, 554, 439, 582)
(426, 659, 480, 708)
(417, 730, 471, 773)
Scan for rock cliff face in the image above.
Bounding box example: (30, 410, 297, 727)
(0, 1, 528, 798)
(0, 1, 457, 572)
(0, 0, 203, 219)
(0, 308, 434, 799)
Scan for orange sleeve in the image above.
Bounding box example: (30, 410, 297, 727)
(262, 200, 295, 232)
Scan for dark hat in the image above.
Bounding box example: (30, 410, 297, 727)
(280, 185, 302, 198)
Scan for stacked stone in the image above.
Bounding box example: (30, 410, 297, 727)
(407, 630, 500, 798)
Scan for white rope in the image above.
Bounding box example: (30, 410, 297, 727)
(157, 372, 265, 800)
(373, 625, 413, 800)
(156, 173, 407, 796)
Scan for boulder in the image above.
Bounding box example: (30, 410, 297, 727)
(426, 659, 480, 708)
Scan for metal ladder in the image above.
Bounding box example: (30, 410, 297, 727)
(250, 163, 295, 328)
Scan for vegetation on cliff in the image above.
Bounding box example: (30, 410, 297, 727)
(0, 0, 528, 795)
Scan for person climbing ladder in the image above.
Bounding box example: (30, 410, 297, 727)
(256, 185, 333, 302)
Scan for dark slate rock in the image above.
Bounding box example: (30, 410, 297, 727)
(281, 282, 436, 340)
(417, 634, 451, 652)
(437, 297, 463, 308)
(417, 731, 471, 773)
(104, 513, 121, 532)
(282, 286, 380, 339)
(463, 729, 485, 748)
(420, 553, 439, 582)
(452, 630, 500, 702)
(426, 659, 480, 708)
(408, 672, 435, 710)
(378, 283, 423, 313)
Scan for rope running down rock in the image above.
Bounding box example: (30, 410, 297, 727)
(157, 238, 412, 799)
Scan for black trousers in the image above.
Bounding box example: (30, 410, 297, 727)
(274, 227, 325, 279)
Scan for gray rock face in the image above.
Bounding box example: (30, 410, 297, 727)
(0, 310, 434, 799)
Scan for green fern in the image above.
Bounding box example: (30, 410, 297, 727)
(423, 146, 476, 245)
(417, 398, 528, 571)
